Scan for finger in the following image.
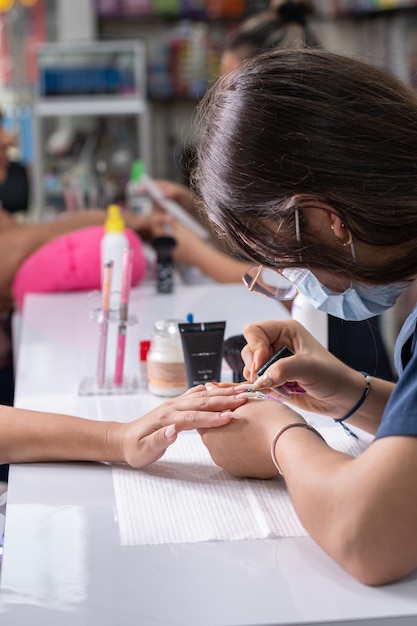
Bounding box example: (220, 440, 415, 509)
(283, 382, 307, 394)
(251, 353, 317, 391)
(174, 410, 235, 432)
(204, 382, 235, 391)
(235, 386, 291, 400)
(243, 319, 315, 365)
(183, 392, 247, 412)
(161, 386, 248, 421)
(241, 328, 271, 375)
(164, 423, 177, 441)
(235, 359, 299, 392)
(185, 383, 236, 397)
(130, 424, 178, 468)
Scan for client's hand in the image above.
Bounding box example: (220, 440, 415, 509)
(109, 384, 248, 469)
(122, 209, 173, 241)
(198, 394, 302, 479)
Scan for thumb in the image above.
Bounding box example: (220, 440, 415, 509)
(153, 423, 178, 453)
(163, 423, 177, 442)
(138, 424, 178, 467)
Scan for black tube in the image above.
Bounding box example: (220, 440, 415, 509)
(178, 321, 226, 387)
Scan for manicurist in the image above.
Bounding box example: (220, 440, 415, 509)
(193, 48, 417, 586)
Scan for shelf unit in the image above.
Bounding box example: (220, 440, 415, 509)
(95, 3, 417, 182)
(32, 40, 152, 219)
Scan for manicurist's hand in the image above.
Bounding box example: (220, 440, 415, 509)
(240, 319, 394, 433)
(108, 384, 248, 468)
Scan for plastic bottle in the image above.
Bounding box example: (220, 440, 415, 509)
(101, 204, 129, 308)
(291, 292, 329, 349)
(147, 319, 188, 397)
(126, 159, 152, 215)
(139, 339, 151, 391)
(129, 158, 209, 239)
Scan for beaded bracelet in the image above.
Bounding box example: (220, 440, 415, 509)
(270, 422, 327, 476)
(333, 372, 372, 438)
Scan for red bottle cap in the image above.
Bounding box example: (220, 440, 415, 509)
(139, 340, 151, 362)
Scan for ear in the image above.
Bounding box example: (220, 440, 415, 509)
(294, 197, 342, 241)
(328, 211, 347, 240)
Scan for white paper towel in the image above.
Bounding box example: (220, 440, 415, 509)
(112, 422, 370, 546)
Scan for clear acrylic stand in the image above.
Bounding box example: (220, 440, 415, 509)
(78, 291, 139, 396)
(0, 487, 7, 574)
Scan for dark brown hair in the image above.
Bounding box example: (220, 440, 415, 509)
(192, 49, 417, 284)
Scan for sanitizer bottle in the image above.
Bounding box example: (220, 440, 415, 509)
(101, 204, 128, 308)
(291, 291, 329, 349)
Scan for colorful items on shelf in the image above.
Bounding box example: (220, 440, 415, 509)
(149, 20, 224, 99)
(314, 0, 417, 16)
(95, 0, 417, 18)
(95, 0, 249, 19)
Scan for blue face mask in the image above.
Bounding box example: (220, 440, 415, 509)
(282, 268, 409, 321)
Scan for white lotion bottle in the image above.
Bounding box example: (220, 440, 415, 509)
(101, 204, 128, 309)
(291, 291, 329, 349)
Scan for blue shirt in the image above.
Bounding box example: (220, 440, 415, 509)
(376, 302, 417, 438)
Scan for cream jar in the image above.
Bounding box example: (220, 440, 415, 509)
(147, 319, 188, 397)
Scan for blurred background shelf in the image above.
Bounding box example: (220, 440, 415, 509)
(31, 40, 152, 219)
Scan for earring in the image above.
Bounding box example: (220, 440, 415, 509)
(330, 223, 353, 247)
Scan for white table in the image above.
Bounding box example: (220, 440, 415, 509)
(1, 284, 417, 626)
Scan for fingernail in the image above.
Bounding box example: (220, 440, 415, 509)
(255, 376, 273, 388)
(272, 386, 291, 399)
(234, 383, 252, 392)
(164, 424, 176, 439)
(206, 381, 221, 390)
(236, 391, 269, 400)
(283, 383, 306, 394)
(219, 411, 241, 420)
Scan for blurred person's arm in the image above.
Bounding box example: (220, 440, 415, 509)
(170, 220, 250, 283)
(149, 180, 196, 213)
(0, 207, 20, 231)
(0, 208, 167, 293)
(0, 209, 110, 291)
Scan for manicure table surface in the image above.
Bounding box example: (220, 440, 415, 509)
(1, 284, 417, 626)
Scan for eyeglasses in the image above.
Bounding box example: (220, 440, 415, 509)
(242, 265, 298, 301)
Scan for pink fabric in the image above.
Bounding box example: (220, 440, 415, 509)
(12, 226, 146, 310)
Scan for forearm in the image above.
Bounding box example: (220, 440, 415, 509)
(0, 209, 107, 290)
(0, 405, 121, 464)
(180, 244, 249, 283)
(17, 209, 106, 254)
(276, 428, 417, 584)
(0, 208, 20, 231)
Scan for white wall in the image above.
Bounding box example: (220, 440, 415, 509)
(56, 0, 96, 42)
